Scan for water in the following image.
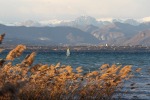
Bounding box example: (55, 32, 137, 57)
(1, 51, 150, 99)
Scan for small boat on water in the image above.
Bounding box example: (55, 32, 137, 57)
(66, 48, 70, 57)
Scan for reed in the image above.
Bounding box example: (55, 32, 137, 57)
(0, 33, 140, 100)
(0, 33, 5, 44)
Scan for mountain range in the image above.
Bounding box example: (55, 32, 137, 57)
(1, 16, 150, 46)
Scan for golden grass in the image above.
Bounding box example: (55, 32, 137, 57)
(6, 44, 26, 60)
(0, 33, 5, 44)
(0, 33, 140, 100)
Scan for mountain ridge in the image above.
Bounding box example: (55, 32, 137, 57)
(2, 16, 147, 27)
(0, 25, 99, 46)
(1, 16, 150, 46)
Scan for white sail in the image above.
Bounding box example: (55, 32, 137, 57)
(66, 48, 70, 57)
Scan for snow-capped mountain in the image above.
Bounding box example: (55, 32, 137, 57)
(71, 16, 98, 26)
(39, 19, 70, 26)
(1, 16, 150, 46)
(14, 20, 42, 27)
(58, 16, 113, 29)
(112, 19, 140, 26)
(142, 17, 150, 22)
(1, 16, 150, 27)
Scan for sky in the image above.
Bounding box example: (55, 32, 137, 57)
(0, 0, 150, 23)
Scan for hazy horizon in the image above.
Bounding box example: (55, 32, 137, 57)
(0, 0, 150, 23)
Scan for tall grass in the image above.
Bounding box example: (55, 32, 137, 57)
(0, 33, 137, 100)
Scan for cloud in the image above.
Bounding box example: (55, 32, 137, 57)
(0, 0, 150, 22)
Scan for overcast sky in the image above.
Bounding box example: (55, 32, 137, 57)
(0, 0, 150, 23)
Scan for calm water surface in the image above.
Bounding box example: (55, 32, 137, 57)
(1, 51, 150, 99)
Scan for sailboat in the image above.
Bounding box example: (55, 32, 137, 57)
(66, 48, 70, 57)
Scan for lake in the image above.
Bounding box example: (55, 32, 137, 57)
(1, 51, 150, 99)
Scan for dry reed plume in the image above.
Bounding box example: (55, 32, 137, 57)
(0, 33, 140, 100)
(0, 33, 5, 44)
(6, 44, 26, 60)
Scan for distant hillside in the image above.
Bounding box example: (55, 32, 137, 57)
(89, 22, 150, 46)
(1, 17, 150, 46)
(124, 29, 150, 46)
(0, 24, 99, 46)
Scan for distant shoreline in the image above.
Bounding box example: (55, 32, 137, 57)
(2, 45, 150, 52)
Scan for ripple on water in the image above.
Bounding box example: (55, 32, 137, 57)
(0, 51, 150, 99)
